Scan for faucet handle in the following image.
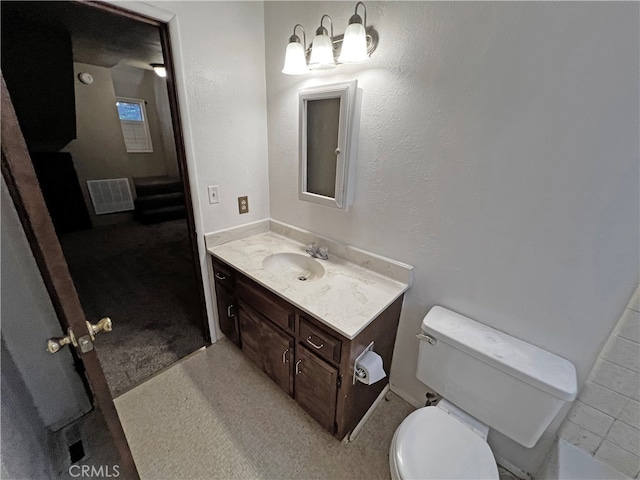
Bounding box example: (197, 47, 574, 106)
(319, 246, 328, 258)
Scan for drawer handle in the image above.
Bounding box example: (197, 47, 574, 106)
(215, 272, 226, 281)
(306, 336, 324, 350)
(227, 305, 235, 318)
(295, 359, 302, 375)
(282, 348, 289, 364)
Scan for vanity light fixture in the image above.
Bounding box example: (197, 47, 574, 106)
(150, 63, 167, 78)
(282, 1, 378, 75)
(282, 24, 309, 75)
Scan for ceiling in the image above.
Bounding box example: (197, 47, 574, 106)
(1, 1, 164, 70)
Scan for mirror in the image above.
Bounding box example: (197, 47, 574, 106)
(299, 80, 360, 210)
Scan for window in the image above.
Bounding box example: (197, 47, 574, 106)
(116, 98, 153, 153)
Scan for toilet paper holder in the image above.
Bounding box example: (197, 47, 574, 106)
(353, 341, 386, 385)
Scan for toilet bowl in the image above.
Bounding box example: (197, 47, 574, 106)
(389, 401, 498, 480)
(389, 306, 578, 480)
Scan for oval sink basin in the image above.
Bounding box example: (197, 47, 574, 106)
(262, 253, 325, 282)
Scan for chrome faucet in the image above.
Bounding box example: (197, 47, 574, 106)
(305, 242, 328, 260)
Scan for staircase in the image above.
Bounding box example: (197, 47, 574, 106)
(133, 176, 186, 224)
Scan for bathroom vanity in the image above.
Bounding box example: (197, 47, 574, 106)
(208, 226, 412, 439)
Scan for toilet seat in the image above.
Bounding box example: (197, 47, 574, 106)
(390, 406, 499, 480)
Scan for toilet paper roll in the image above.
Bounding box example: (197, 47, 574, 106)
(355, 351, 386, 385)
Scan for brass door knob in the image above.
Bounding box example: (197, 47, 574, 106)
(46, 317, 113, 354)
(86, 317, 112, 340)
(46, 329, 77, 354)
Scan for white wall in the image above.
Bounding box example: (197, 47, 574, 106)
(149, 0, 270, 233)
(265, 2, 639, 475)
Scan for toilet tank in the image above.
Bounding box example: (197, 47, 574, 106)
(417, 306, 577, 448)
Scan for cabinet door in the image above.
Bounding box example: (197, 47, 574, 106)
(215, 284, 240, 347)
(262, 322, 294, 396)
(295, 347, 338, 433)
(238, 303, 263, 369)
(239, 302, 294, 397)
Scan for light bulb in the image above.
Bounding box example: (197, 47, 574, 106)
(338, 21, 369, 64)
(282, 41, 309, 75)
(309, 31, 336, 70)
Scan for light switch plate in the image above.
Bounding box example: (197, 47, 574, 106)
(208, 185, 219, 204)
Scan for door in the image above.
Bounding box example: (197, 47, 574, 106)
(1, 75, 139, 478)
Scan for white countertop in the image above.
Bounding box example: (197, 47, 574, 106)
(208, 231, 410, 339)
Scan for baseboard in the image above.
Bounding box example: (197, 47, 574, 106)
(389, 383, 423, 408)
(494, 455, 532, 480)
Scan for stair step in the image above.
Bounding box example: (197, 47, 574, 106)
(137, 205, 186, 224)
(133, 176, 182, 197)
(134, 192, 184, 210)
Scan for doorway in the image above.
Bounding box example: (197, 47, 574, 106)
(1, 1, 209, 397)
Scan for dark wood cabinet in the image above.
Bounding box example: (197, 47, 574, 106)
(295, 346, 338, 432)
(212, 259, 240, 347)
(211, 256, 404, 439)
(238, 302, 293, 396)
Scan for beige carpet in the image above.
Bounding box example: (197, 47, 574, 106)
(115, 339, 521, 480)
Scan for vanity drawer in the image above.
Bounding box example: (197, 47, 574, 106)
(212, 258, 235, 290)
(237, 277, 295, 333)
(299, 317, 341, 364)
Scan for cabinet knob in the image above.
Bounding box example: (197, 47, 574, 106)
(227, 305, 235, 318)
(295, 359, 302, 375)
(282, 348, 289, 364)
(215, 272, 226, 281)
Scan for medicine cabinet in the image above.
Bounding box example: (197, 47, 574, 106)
(299, 80, 360, 210)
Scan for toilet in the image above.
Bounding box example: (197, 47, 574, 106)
(390, 306, 577, 480)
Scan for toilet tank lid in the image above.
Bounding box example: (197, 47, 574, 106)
(422, 306, 577, 401)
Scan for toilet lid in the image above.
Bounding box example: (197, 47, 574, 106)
(393, 407, 499, 480)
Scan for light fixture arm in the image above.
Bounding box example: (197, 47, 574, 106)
(351, 1, 367, 27)
(290, 23, 306, 50)
(317, 14, 334, 41)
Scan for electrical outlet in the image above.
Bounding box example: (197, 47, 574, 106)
(238, 196, 249, 214)
(208, 185, 219, 204)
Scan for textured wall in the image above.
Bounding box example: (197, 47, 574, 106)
(152, 1, 271, 235)
(265, 2, 639, 474)
(559, 287, 640, 478)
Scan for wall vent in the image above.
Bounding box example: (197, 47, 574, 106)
(87, 178, 134, 215)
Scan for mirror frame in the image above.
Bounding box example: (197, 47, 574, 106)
(299, 80, 359, 210)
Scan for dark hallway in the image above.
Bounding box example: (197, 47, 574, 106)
(60, 219, 205, 396)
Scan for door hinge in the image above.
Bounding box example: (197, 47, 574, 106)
(337, 375, 342, 389)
